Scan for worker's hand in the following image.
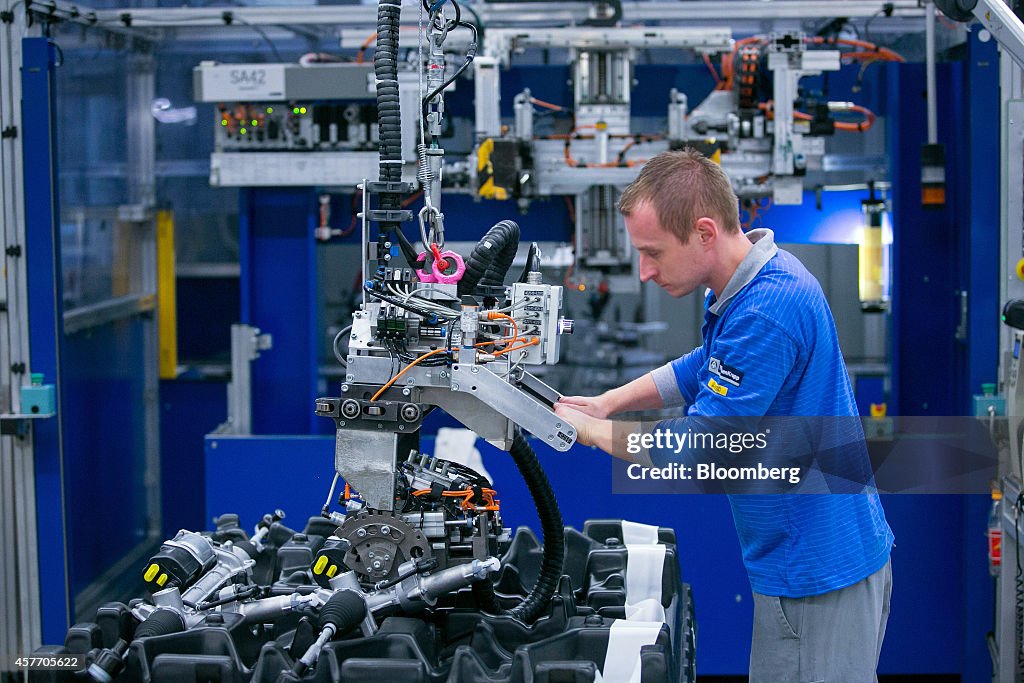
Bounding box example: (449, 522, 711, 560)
(557, 393, 612, 419)
(553, 402, 605, 448)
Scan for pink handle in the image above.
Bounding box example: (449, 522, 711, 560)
(432, 251, 466, 284)
(415, 252, 437, 283)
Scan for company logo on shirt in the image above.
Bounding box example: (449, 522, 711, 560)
(708, 356, 744, 387)
(707, 378, 728, 396)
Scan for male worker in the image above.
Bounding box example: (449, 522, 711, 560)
(553, 149, 894, 682)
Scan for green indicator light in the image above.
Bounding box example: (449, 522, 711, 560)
(266, 107, 273, 113)
(293, 107, 300, 114)
(300, 107, 307, 114)
(221, 120, 228, 126)
(240, 128, 247, 134)
(251, 119, 258, 126)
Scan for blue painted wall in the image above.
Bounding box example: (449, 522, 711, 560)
(160, 379, 228, 537)
(62, 321, 150, 598)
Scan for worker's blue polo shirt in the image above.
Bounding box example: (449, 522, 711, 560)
(649, 229, 893, 598)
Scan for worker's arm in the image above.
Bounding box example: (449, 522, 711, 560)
(558, 346, 705, 418)
(558, 373, 662, 418)
(552, 403, 643, 463)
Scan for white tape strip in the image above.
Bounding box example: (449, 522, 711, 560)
(624, 544, 667, 624)
(600, 620, 665, 683)
(621, 520, 660, 545)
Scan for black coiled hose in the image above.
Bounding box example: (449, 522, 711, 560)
(133, 609, 185, 639)
(473, 429, 564, 623)
(457, 220, 520, 296)
(375, 0, 403, 238)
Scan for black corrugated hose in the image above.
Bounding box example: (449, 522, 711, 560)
(473, 428, 564, 623)
(134, 609, 185, 639)
(457, 220, 521, 296)
(375, 0, 403, 238)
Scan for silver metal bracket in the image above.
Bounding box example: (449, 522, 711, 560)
(449, 363, 576, 451)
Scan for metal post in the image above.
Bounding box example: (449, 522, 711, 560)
(125, 52, 162, 541)
(126, 52, 156, 211)
(223, 324, 272, 435)
(0, 0, 37, 660)
(925, 0, 938, 144)
(20, 35, 71, 646)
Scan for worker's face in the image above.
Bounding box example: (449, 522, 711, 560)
(625, 202, 708, 297)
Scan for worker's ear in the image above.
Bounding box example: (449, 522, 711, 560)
(693, 217, 717, 246)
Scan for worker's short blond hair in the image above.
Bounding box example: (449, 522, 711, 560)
(618, 148, 741, 241)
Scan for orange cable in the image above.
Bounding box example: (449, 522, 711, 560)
(493, 338, 539, 357)
(703, 53, 721, 86)
(529, 97, 567, 112)
(475, 312, 519, 348)
(371, 348, 448, 401)
(356, 32, 377, 63)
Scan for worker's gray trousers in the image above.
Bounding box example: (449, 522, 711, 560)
(748, 558, 892, 683)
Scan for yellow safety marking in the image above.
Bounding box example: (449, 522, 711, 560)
(478, 177, 508, 201)
(326, 564, 338, 578)
(707, 378, 728, 396)
(476, 138, 494, 172)
(157, 210, 179, 379)
(144, 564, 160, 582)
(313, 556, 329, 575)
(157, 573, 169, 587)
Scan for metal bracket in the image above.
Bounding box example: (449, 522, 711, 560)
(365, 181, 416, 195)
(449, 363, 576, 452)
(1, 412, 55, 437)
(366, 209, 413, 224)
